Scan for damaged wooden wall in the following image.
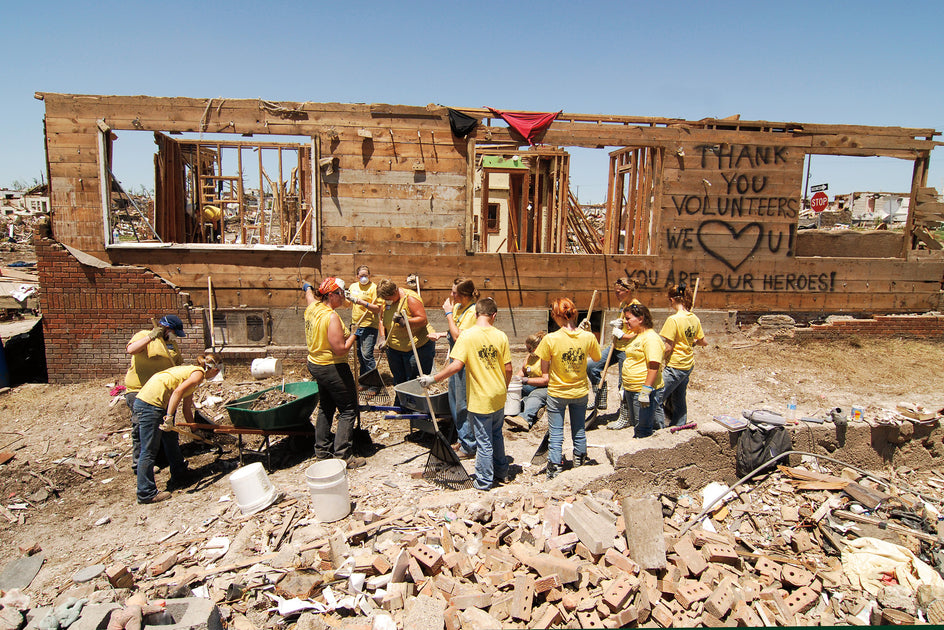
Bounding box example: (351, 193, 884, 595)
(38, 93, 943, 319)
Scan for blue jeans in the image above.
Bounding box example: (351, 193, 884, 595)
(587, 346, 625, 388)
(659, 366, 692, 427)
(307, 361, 357, 460)
(470, 409, 508, 490)
(521, 385, 548, 427)
(626, 388, 664, 438)
(449, 367, 474, 453)
(387, 340, 436, 385)
(545, 395, 588, 466)
(355, 327, 378, 375)
(133, 398, 187, 502)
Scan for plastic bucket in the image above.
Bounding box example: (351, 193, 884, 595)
(228, 462, 278, 515)
(504, 379, 522, 416)
(251, 357, 282, 379)
(305, 459, 351, 522)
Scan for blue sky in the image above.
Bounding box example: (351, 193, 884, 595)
(2, 0, 941, 203)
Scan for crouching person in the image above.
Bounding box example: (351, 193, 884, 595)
(133, 353, 221, 504)
(419, 298, 512, 491)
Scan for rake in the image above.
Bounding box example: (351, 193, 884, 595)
(402, 315, 472, 490)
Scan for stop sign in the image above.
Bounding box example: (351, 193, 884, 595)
(810, 191, 829, 212)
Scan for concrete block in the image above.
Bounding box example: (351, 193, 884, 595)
(562, 501, 618, 555)
(72, 599, 220, 630)
(621, 497, 666, 570)
(510, 575, 535, 622)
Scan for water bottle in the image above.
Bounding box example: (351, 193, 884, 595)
(786, 398, 798, 422)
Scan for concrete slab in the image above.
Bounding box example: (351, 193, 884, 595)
(69, 599, 221, 630)
(0, 553, 45, 591)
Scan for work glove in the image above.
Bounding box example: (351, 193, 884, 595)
(417, 375, 436, 389)
(160, 414, 176, 432)
(609, 319, 623, 328)
(147, 326, 164, 341)
(392, 312, 406, 326)
(302, 282, 312, 293)
(611, 327, 624, 340)
(343, 289, 353, 302)
(578, 319, 591, 331)
(638, 385, 654, 408)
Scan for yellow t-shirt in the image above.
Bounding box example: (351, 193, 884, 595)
(305, 301, 350, 365)
(137, 365, 205, 409)
(449, 325, 511, 414)
(621, 329, 665, 392)
(350, 281, 379, 330)
(535, 327, 601, 399)
(659, 310, 704, 371)
(523, 354, 542, 378)
(613, 298, 642, 352)
(381, 289, 429, 352)
(452, 301, 477, 337)
(124, 330, 183, 392)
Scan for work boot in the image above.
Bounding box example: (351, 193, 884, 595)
(138, 491, 172, 505)
(609, 403, 633, 430)
(344, 456, 367, 469)
(595, 386, 608, 410)
(574, 452, 588, 467)
(547, 462, 563, 480)
(504, 415, 530, 432)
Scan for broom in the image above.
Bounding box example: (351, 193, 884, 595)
(402, 314, 472, 490)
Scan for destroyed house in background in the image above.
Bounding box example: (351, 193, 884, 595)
(33, 93, 944, 382)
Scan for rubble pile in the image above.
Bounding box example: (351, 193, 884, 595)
(4, 459, 943, 629)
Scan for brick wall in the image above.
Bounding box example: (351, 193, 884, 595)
(795, 314, 944, 340)
(35, 228, 204, 384)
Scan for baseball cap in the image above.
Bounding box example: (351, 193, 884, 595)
(158, 314, 187, 337)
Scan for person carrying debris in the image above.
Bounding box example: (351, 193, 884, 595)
(615, 303, 665, 438)
(132, 353, 221, 503)
(442, 277, 480, 459)
(532, 298, 601, 479)
(376, 279, 435, 385)
(124, 314, 186, 474)
(586, 278, 641, 411)
(348, 265, 382, 380)
(656, 283, 707, 428)
(505, 331, 548, 431)
(303, 277, 365, 470)
(419, 297, 512, 490)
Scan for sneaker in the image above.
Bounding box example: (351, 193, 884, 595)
(344, 456, 367, 469)
(574, 453, 588, 467)
(138, 491, 172, 504)
(167, 473, 193, 491)
(504, 415, 530, 432)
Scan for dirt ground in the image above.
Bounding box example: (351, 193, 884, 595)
(1, 332, 943, 605)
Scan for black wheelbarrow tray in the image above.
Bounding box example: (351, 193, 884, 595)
(225, 381, 320, 430)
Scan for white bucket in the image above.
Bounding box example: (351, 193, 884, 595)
(228, 462, 278, 515)
(251, 357, 282, 379)
(504, 379, 523, 416)
(305, 459, 351, 522)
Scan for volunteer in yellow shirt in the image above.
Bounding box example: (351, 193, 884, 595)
(587, 278, 641, 410)
(616, 303, 665, 439)
(376, 279, 434, 385)
(133, 354, 220, 504)
(531, 298, 601, 479)
(419, 298, 512, 491)
(303, 277, 364, 469)
(657, 283, 707, 428)
(348, 265, 382, 377)
(441, 277, 480, 458)
(124, 314, 186, 474)
(505, 331, 547, 431)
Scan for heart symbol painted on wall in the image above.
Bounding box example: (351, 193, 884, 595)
(696, 221, 763, 271)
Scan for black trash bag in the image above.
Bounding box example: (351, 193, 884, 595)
(736, 423, 792, 477)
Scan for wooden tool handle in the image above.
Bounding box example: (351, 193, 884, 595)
(401, 315, 441, 432)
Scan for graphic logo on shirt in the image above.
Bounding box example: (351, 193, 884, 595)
(684, 325, 698, 342)
(477, 344, 500, 368)
(561, 347, 586, 371)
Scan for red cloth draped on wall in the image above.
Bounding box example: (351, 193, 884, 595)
(487, 108, 561, 146)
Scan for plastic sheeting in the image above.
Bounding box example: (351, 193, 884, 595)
(841, 536, 944, 596)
